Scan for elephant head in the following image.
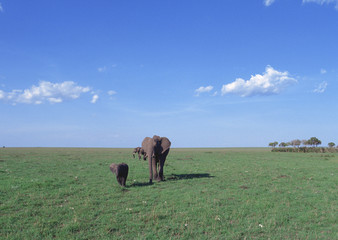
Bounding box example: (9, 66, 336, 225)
(141, 135, 171, 183)
(153, 135, 171, 155)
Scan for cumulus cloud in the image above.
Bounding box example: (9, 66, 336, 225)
(0, 81, 91, 104)
(264, 0, 276, 6)
(303, 0, 338, 9)
(195, 86, 214, 96)
(98, 64, 117, 72)
(313, 81, 328, 93)
(108, 90, 117, 95)
(221, 66, 297, 97)
(320, 68, 327, 74)
(98, 66, 107, 73)
(91, 94, 99, 103)
(48, 97, 63, 103)
(264, 0, 338, 9)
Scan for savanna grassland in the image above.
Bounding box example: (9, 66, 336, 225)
(1, 148, 337, 239)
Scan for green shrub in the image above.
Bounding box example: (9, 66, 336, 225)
(272, 147, 338, 153)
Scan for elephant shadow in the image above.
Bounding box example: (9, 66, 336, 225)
(130, 173, 214, 187)
(166, 173, 214, 181)
(130, 182, 154, 187)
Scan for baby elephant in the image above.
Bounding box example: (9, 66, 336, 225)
(109, 163, 129, 187)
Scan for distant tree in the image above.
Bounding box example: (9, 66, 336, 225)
(328, 142, 335, 148)
(279, 142, 287, 148)
(302, 139, 309, 147)
(291, 139, 301, 148)
(316, 139, 322, 147)
(269, 142, 278, 148)
(308, 137, 321, 147)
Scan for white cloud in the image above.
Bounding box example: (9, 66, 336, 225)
(221, 66, 297, 97)
(98, 66, 107, 72)
(0, 2, 3, 12)
(264, 0, 338, 9)
(303, 0, 338, 9)
(108, 90, 117, 96)
(91, 94, 99, 103)
(264, 0, 276, 6)
(98, 64, 117, 72)
(48, 97, 63, 103)
(313, 81, 328, 93)
(0, 81, 91, 104)
(320, 68, 327, 74)
(195, 86, 214, 96)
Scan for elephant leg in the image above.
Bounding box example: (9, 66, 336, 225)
(148, 156, 153, 184)
(124, 169, 128, 186)
(158, 159, 165, 181)
(156, 159, 163, 181)
(121, 177, 126, 187)
(158, 150, 169, 181)
(152, 158, 159, 180)
(117, 176, 122, 186)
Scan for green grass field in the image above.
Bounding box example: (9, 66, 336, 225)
(1, 148, 337, 239)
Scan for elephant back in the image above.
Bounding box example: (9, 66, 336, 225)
(118, 163, 129, 174)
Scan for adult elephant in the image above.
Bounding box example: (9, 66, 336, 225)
(142, 135, 171, 183)
(132, 147, 146, 160)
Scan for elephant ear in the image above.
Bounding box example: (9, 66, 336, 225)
(160, 137, 171, 154)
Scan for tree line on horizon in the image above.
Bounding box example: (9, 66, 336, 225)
(269, 137, 337, 153)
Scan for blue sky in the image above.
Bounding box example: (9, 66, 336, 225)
(0, 0, 337, 148)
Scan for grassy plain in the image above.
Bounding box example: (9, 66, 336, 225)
(1, 147, 337, 239)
